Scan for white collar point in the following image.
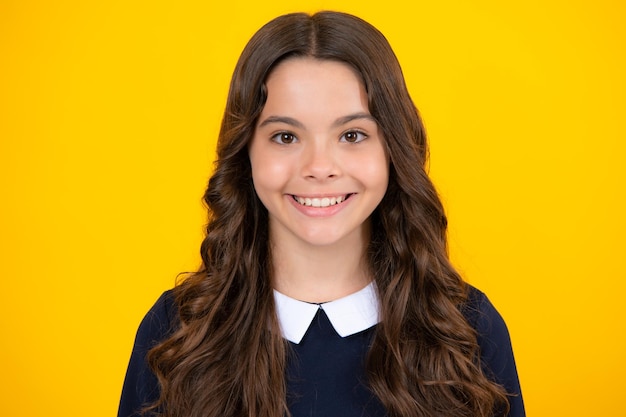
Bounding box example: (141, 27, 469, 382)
(273, 282, 380, 344)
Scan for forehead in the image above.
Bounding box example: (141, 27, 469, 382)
(261, 57, 370, 120)
(267, 57, 364, 84)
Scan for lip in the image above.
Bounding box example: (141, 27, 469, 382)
(291, 193, 353, 208)
(287, 193, 354, 217)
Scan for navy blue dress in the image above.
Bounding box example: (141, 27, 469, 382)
(118, 287, 525, 417)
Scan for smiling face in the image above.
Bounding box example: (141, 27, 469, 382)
(248, 57, 389, 250)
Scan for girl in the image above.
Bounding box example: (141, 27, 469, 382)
(118, 11, 525, 417)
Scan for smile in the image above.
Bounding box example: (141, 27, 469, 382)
(292, 194, 353, 208)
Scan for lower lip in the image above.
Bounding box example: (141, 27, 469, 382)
(287, 195, 352, 217)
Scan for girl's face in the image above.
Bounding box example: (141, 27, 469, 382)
(249, 57, 389, 249)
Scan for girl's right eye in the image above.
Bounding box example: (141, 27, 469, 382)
(271, 132, 297, 144)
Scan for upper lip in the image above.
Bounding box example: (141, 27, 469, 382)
(289, 193, 352, 198)
(290, 193, 354, 207)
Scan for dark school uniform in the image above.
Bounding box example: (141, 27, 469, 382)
(118, 283, 525, 417)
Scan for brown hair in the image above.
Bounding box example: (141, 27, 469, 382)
(146, 11, 510, 417)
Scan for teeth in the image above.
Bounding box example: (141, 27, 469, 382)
(295, 195, 348, 207)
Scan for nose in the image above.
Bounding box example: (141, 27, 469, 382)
(301, 140, 341, 181)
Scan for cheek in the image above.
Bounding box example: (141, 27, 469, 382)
(347, 150, 389, 189)
(250, 153, 293, 194)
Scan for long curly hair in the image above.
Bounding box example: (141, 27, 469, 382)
(146, 11, 510, 417)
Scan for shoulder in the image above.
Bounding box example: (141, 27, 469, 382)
(134, 289, 178, 348)
(118, 290, 178, 417)
(460, 285, 514, 375)
(461, 285, 510, 347)
(461, 285, 525, 416)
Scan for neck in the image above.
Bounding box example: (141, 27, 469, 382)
(271, 228, 371, 304)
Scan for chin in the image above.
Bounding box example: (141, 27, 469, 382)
(296, 229, 354, 248)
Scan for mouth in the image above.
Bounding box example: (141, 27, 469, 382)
(291, 194, 354, 208)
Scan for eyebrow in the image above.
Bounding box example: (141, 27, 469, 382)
(257, 112, 377, 129)
(333, 112, 377, 127)
(257, 116, 305, 129)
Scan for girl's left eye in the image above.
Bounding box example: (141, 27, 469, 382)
(340, 130, 367, 143)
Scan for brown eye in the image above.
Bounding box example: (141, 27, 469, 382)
(341, 130, 366, 143)
(271, 132, 297, 144)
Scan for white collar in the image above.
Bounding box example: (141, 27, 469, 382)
(273, 282, 380, 344)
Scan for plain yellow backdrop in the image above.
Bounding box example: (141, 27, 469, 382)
(1, 0, 624, 416)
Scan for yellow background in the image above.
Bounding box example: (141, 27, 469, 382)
(1, 0, 624, 416)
